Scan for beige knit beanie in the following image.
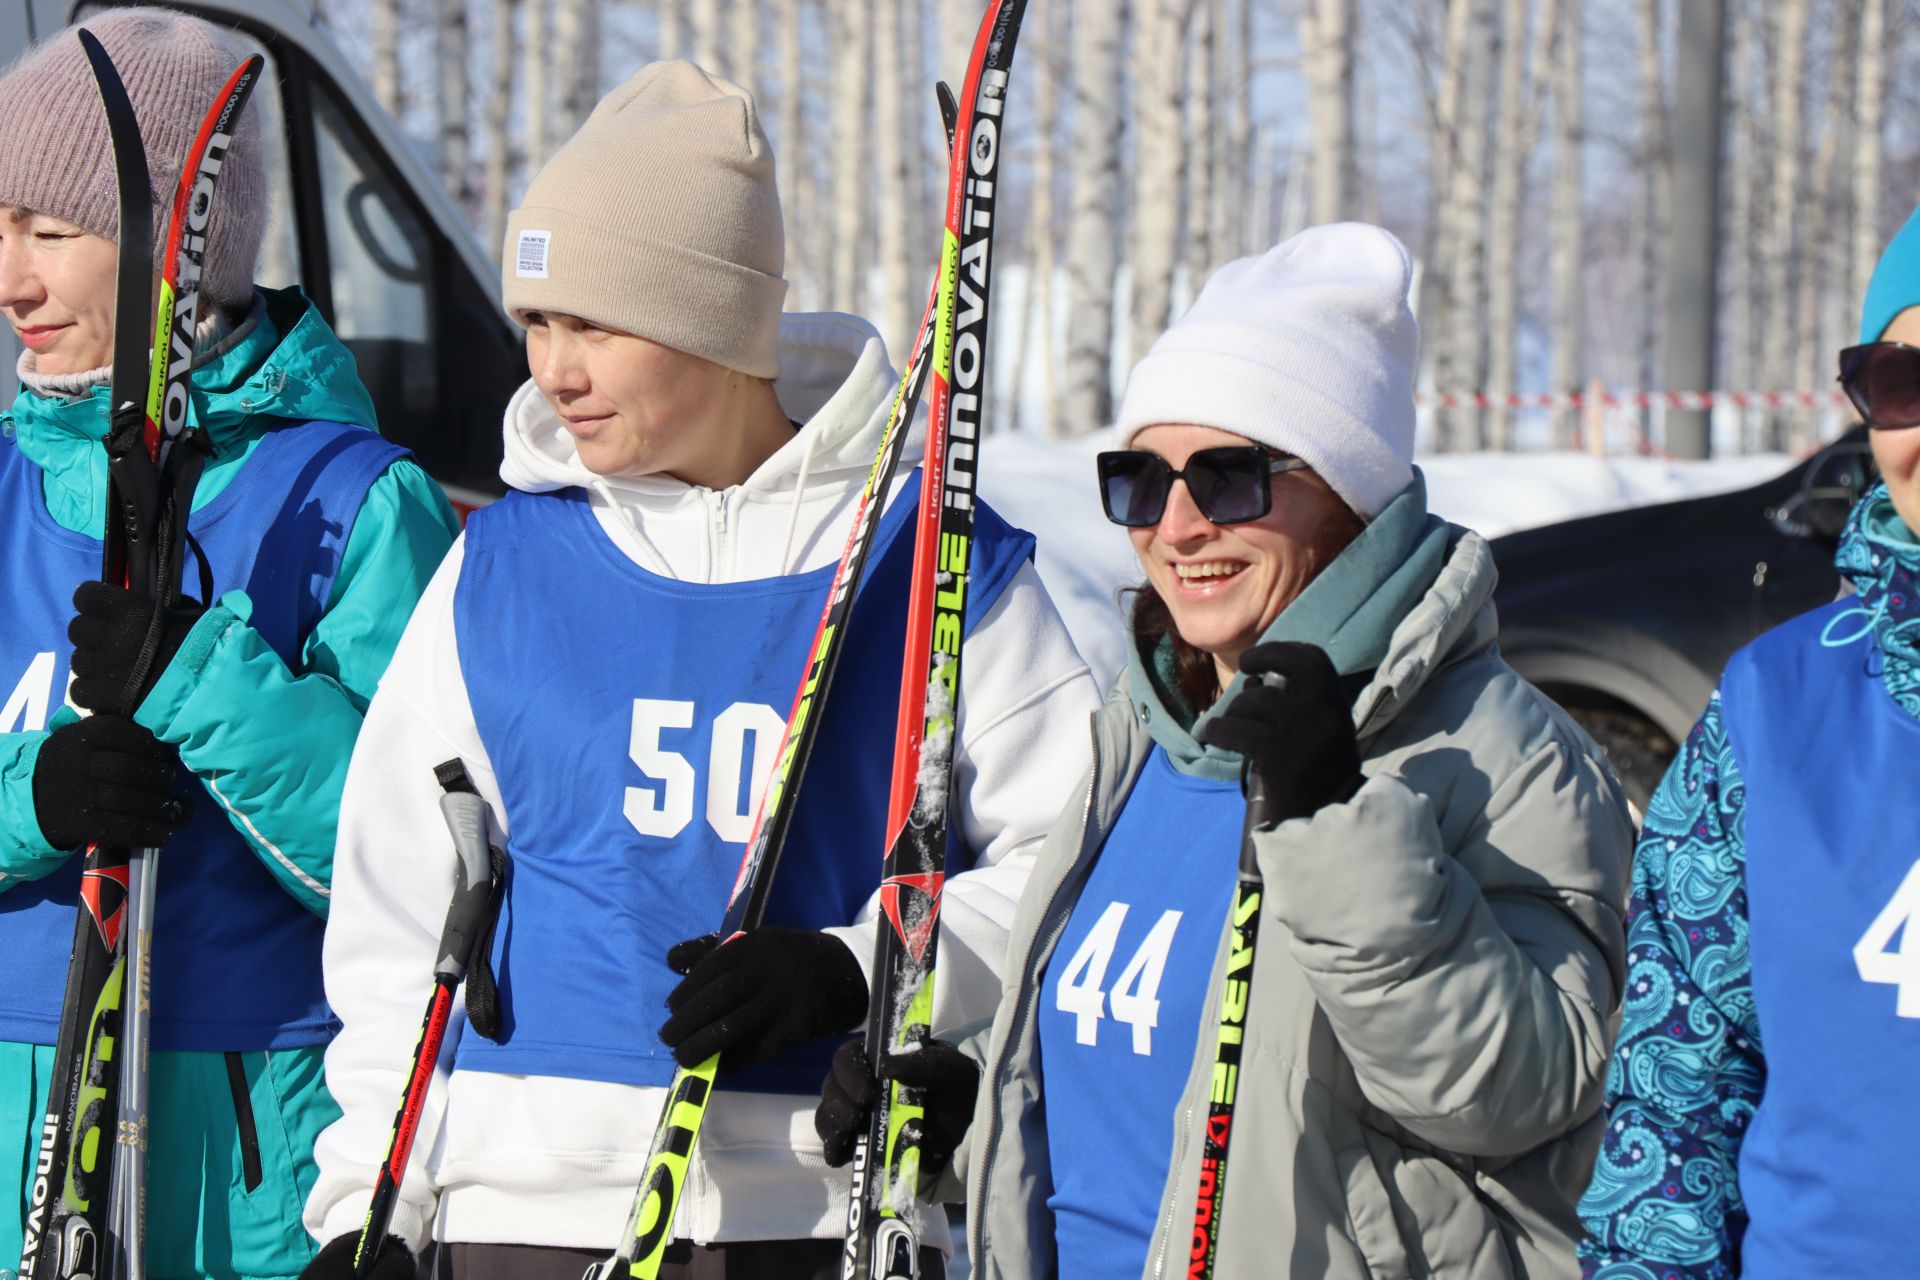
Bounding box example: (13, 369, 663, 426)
(0, 8, 264, 312)
(504, 61, 787, 378)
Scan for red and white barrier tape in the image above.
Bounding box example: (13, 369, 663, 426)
(1417, 389, 1852, 410)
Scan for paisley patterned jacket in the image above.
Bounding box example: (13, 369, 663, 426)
(1576, 481, 1920, 1278)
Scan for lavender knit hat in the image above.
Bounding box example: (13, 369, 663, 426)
(0, 8, 265, 311)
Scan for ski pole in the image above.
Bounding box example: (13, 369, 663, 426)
(353, 760, 500, 1278)
(1187, 672, 1282, 1280)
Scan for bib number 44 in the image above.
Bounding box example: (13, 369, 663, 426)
(1054, 902, 1184, 1056)
(625, 698, 786, 843)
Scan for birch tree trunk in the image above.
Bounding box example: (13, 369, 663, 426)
(1550, 0, 1585, 448)
(731, 0, 761, 89)
(779, 0, 808, 308)
(525, 0, 550, 170)
(1432, 0, 1493, 451)
(1486, 0, 1552, 451)
(1854, 0, 1886, 321)
(438, 0, 471, 209)
(1634, 0, 1669, 446)
(553, 0, 596, 140)
(484, 0, 517, 260)
(1184, 0, 1216, 301)
(830, 0, 872, 314)
(692, 0, 723, 70)
(1795, 0, 1855, 448)
(1416, 0, 1477, 399)
(1208, 0, 1244, 269)
(1064, 0, 1129, 433)
(1724, 0, 1755, 412)
(1128, 0, 1193, 366)
(658, 0, 687, 61)
(1030, 0, 1061, 437)
(941, 2, 980, 92)
(373, 0, 402, 118)
(875, 0, 914, 353)
(1760, 0, 1809, 451)
(1301, 0, 1356, 225)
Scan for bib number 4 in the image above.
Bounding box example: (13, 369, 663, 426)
(625, 698, 786, 843)
(1854, 859, 1920, 1018)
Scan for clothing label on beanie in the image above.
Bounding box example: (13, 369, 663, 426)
(515, 230, 552, 279)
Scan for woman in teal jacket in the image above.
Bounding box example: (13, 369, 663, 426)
(0, 11, 457, 1278)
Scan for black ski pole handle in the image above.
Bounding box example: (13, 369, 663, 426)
(433, 760, 497, 982)
(1238, 672, 1285, 873)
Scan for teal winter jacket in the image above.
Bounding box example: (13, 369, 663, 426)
(0, 286, 459, 912)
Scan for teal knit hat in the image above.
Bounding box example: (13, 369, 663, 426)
(1861, 207, 1920, 343)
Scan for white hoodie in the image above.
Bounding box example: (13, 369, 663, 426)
(304, 312, 1099, 1253)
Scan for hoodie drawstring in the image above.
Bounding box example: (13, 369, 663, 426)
(777, 417, 824, 577)
(1821, 598, 1888, 649)
(587, 475, 677, 579)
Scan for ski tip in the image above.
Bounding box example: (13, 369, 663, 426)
(936, 81, 959, 146)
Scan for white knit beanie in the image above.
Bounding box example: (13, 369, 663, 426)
(503, 61, 787, 378)
(1116, 223, 1419, 520)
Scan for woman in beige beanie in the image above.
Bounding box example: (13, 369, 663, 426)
(0, 11, 461, 1279)
(303, 59, 1099, 1280)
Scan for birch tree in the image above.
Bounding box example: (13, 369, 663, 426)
(1760, 0, 1809, 451)
(1416, 0, 1476, 395)
(1854, 0, 1886, 316)
(778, 0, 809, 306)
(731, 0, 762, 89)
(1185, 0, 1217, 297)
(692, 0, 723, 70)
(1064, 0, 1130, 433)
(1301, 0, 1356, 225)
(875, 0, 914, 352)
(1029, 1, 1062, 436)
(658, 0, 688, 60)
(438, 0, 471, 209)
(1486, 0, 1553, 451)
(829, 0, 873, 313)
(373, 0, 401, 117)
(1128, 0, 1193, 365)
(1549, 0, 1584, 447)
(1794, 1, 1856, 447)
(525, 0, 551, 171)
(1724, 0, 1756, 402)
(1634, 0, 1669, 443)
(554, 0, 598, 140)
(1220, 0, 1253, 263)
(1431, 0, 1493, 450)
(484, 0, 517, 259)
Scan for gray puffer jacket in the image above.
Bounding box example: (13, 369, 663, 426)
(959, 525, 1633, 1279)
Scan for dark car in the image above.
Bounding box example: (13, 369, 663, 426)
(1490, 427, 1875, 810)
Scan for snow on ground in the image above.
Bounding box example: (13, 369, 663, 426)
(982, 431, 1801, 689)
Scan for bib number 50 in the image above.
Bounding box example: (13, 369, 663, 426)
(625, 698, 786, 843)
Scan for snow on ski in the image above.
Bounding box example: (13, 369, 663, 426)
(841, 4, 1029, 1278)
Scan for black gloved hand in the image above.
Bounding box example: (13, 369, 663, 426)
(660, 926, 869, 1072)
(300, 1232, 415, 1280)
(816, 1034, 980, 1171)
(1197, 641, 1362, 823)
(33, 715, 191, 851)
(67, 581, 205, 716)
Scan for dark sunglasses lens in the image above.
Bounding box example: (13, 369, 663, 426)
(1855, 345, 1920, 428)
(1187, 449, 1269, 524)
(1098, 454, 1170, 526)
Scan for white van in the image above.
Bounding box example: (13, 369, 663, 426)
(0, 0, 523, 508)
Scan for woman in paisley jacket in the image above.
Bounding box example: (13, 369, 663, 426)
(1577, 211, 1920, 1276)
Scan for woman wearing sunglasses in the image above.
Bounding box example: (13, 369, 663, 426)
(1577, 217, 1920, 1276)
(815, 223, 1634, 1278)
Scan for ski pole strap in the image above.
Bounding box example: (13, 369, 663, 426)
(433, 759, 508, 1041)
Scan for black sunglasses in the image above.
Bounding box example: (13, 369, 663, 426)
(1096, 446, 1311, 528)
(1839, 342, 1920, 429)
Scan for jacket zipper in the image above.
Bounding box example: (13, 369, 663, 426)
(225, 1051, 264, 1194)
(969, 715, 1106, 1271)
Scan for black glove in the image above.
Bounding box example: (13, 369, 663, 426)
(1197, 641, 1361, 823)
(816, 1034, 980, 1171)
(67, 581, 205, 716)
(32, 715, 191, 851)
(659, 926, 868, 1072)
(300, 1232, 415, 1280)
